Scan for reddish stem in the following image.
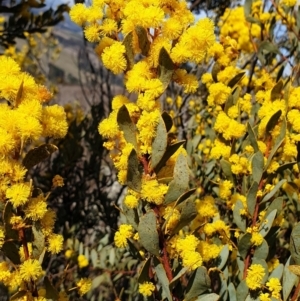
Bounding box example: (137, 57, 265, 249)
(291, 281, 300, 301)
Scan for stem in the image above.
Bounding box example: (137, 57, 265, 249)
(291, 280, 300, 301)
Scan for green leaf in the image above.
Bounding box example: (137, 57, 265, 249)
(138, 210, 160, 256)
(2, 241, 20, 264)
(247, 181, 258, 217)
(259, 41, 280, 55)
(265, 110, 282, 138)
(261, 179, 286, 203)
(290, 222, 300, 265)
(3, 202, 18, 240)
(174, 188, 196, 207)
(265, 197, 283, 216)
(44, 276, 59, 300)
(228, 283, 237, 301)
(218, 245, 229, 270)
(155, 140, 185, 174)
(22, 144, 58, 170)
(162, 111, 173, 132)
(269, 263, 284, 280)
(254, 239, 269, 260)
(228, 72, 246, 88)
(252, 151, 264, 183)
(138, 257, 152, 283)
(185, 267, 211, 301)
(277, 161, 297, 173)
(117, 105, 137, 149)
(238, 233, 252, 259)
(90, 249, 98, 267)
(244, 0, 252, 17)
(32, 223, 45, 259)
(297, 141, 300, 173)
(171, 198, 197, 235)
(271, 80, 283, 100)
(211, 62, 221, 82)
(158, 47, 174, 90)
(236, 280, 249, 301)
(224, 95, 234, 114)
(245, 16, 262, 25)
(265, 118, 286, 170)
(259, 209, 277, 237)
(169, 267, 188, 289)
(195, 293, 220, 301)
(135, 26, 150, 56)
(151, 117, 168, 169)
(126, 149, 142, 192)
(164, 153, 189, 205)
(233, 200, 246, 232)
(123, 202, 139, 230)
(153, 257, 172, 301)
(247, 123, 259, 153)
(220, 159, 233, 182)
(283, 257, 297, 301)
(123, 31, 134, 70)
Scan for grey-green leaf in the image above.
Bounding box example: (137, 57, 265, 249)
(238, 233, 252, 259)
(126, 149, 142, 192)
(123, 31, 134, 70)
(254, 239, 269, 260)
(138, 210, 160, 256)
(247, 181, 258, 217)
(164, 153, 189, 205)
(290, 222, 300, 265)
(270, 80, 283, 101)
(252, 151, 264, 183)
(259, 209, 277, 237)
(233, 200, 246, 232)
(117, 105, 137, 149)
(185, 267, 211, 301)
(158, 47, 174, 90)
(136, 26, 150, 56)
(283, 257, 298, 301)
(261, 179, 286, 203)
(247, 123, 259, 152)
(151, 117, 168, 169)
(155, 140, 185, 174)
(23, 144, 58, 170)
(153, 257, 172, 301)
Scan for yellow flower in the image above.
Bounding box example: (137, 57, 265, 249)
(47, 234, 64, 254)
(40, 209, 56, 236)
(78, 254, 89, 268)
(42, 105, 68, 138)
(101, 41, 127, 74)
(77, 278, 92, 296)
(266, 278, 282, 299)
(245, 264, 265, 290)
(259, 293, 271, 301)
(250, 232, 264, 246)
(69, 3, 87, 26)
(6, 183, 31, 208)
(24, 195, 48, 221)
(219, 180, 233, 199)
(84, 24, 101, 43)
(124, 194, 139, 209)
(65, 249, 73, 259)
(114, 224, 134, 248)
(182, 251, 203, 270)
(139, 281, 155, 297)
(140, 178, 168, 205)
(19, 259, 44, 281)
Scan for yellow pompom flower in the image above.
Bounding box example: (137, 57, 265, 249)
(77, 278, 92, 296)
(6, 183, 31, 208)
(42, 105, 68, 138)
(24, 195, 48, 221)
(19, 259, 44, 281)
(52, 175, 64, 187)
(69, 3, 88, 26)
(78, 254, 89, 268)
(140, 179, 168, 205)
(182, 251, 203, 270)
(139, 281, 155, 297)
(47, 234, 64, 254)
(124, 194, 139, 209)
(0, 227, 4, 248)
(101, 41, 127, 74)
(245, 264, 265, 290)
(266, 278, 282, 299)
(84, 24, 101, 42)
(65, 249, 73, 259)
(250, 232, 264, 246)
(114, 224, 134, 248)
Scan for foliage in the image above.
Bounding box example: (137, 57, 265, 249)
(0, 0, 69, 49)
